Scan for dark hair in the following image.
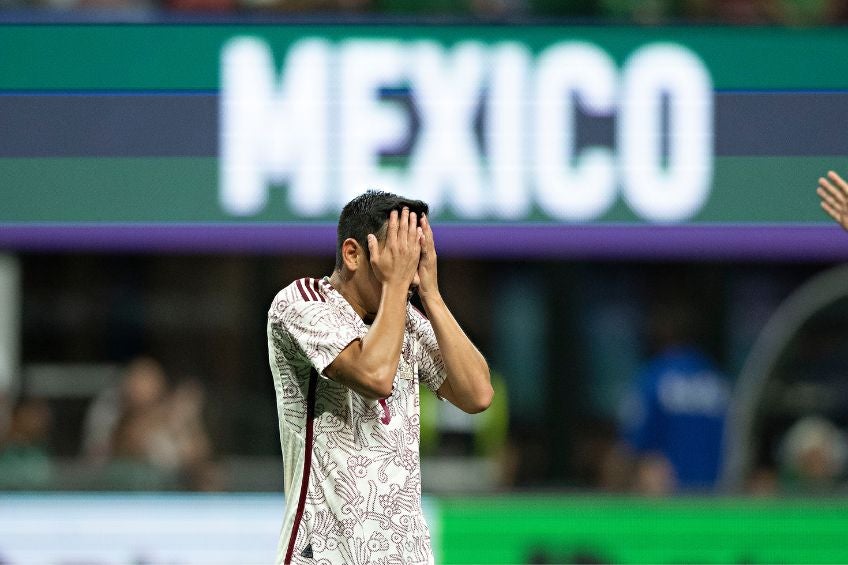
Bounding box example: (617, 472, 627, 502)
(335, 190, 429, 270)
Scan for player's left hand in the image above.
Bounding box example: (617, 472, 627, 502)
(416, 214, 440, 299)
(817, 170, 848, 231)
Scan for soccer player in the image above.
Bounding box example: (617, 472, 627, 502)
(267, 191, 493, 565)
(817, 170, 848, 230)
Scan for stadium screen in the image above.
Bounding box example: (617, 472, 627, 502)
(1, 24, 848, 259)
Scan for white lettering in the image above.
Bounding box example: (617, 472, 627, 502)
(618, 44, 713, 223)
(487, 43, 532, 219)
(408, 41, 487, 217)
(533, 42, 617, 222)
(219, 38, 330, 217)
(218, 37, 714, 224)
(337, 40, 409, 207)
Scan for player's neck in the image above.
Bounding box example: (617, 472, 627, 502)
(328, 270, 369, 322)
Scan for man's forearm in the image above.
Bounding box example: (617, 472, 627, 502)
(421, 293, 493, 413)
(357, 283, 412, 393)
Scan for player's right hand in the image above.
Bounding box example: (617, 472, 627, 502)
(367, 207, 423, 287)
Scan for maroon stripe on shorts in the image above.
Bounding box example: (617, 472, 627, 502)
(284, 369, 318, 564)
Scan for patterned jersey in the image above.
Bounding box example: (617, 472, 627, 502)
(267, 276, 447, 565)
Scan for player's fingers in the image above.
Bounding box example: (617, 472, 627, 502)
(417, 227, 428, 261)
(821, 200, 842, 223)
(420, 214, 434, 248)
(387, 209, 399, 247)
(399, 207, 409, 249)
(817, 186, 842, 210)
(410, 215, 422, 257)
(819, 178, 846, 204)
(367, 234, 379, 262)
(825, 174, 848, 201)
(828, 171, 848, 195)
(408, 211, 418, 243)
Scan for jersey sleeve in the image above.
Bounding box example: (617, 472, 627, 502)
(411, 311, 448, 394)
(277, 300, 363, 377)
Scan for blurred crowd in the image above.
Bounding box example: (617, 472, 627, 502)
(0, 0, 846, 25)
(581, 301, 848, 498)
(2, 301, 848, 495)
(0, 356, 222, 491)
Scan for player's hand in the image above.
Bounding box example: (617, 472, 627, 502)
(367, 208, 423, 288)
(817, 171, 848, 231)
(416, 214, 440, 300)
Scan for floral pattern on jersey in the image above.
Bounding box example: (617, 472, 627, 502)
(268, 277, 445, 565)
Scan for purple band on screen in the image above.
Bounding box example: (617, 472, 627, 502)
(2, 223, 848, 261)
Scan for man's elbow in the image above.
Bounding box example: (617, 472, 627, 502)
(361, 368, 395, 399)
(465, 384, 494, 414)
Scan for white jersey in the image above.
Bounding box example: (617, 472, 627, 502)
(267, 276, 447, 565)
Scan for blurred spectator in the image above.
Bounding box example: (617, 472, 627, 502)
(102, 404, 178, 490)
(683, 0, 780, 23)
(5, 0, 844, 23)
(470, 0, 527, 18)
(617, 301, 731, 494)
(239, 0, 370, 12)
(828, 1, 848, 23)
(371, 0, 467, 15)
(0, 397, 54, 490)
(778, 416, 847, 493)
(526, 0, 597, 17)
(598, 0, 680, 24)
(684, 0, 837, 25)
(153, 378, 221, 490)
(573, 417, 632, 492)
(164, 0, 235, 11)
(779, 0, 838, 25)
(96, 371, 219, 491)
(155, 378, 212, 469)
(82, 355, 168, 464)
(32, 0, 157, 9)
(746, 465, 779, 496)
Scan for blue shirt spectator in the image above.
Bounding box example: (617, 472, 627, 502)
(620, 345, 730, 492)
